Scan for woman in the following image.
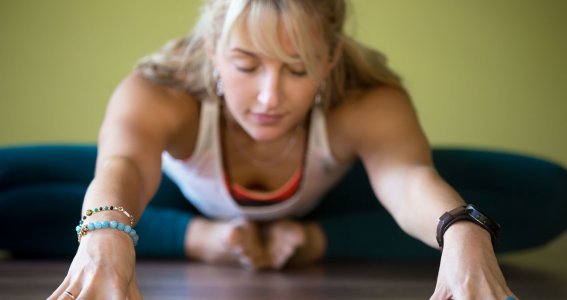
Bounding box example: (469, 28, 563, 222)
(1, 0, 523, 299)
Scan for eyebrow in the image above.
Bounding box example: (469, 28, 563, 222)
(230, 48, 257, 56)
(230, 47, 301, 59)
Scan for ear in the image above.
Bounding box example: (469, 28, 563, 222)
(204, 34, 218, 65)
(319, 39, 343, 79)
(328, 39, 343, 71)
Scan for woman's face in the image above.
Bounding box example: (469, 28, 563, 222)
(212, 25, 331, 142)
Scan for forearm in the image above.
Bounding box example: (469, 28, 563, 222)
(82, 155, 155, 226)
(381, 166, 467, 248)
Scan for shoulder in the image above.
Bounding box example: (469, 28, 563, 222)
(101, 71, 201, 152)
(327, 85, 428, 162)
(111, 71, 199, 120)
(331, 85, 415, 123)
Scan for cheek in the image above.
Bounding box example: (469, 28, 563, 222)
(221, 71, 256, 101)
(284, 82, 318, 106)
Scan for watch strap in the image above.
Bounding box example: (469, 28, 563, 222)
(436, 204, 501, 248)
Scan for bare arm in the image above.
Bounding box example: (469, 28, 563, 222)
(331, 87, 470, 246)
(84, 72, 198, 224)
(330, 86, 515, 299)
(49, 72, 198, 300)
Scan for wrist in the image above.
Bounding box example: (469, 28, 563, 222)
(79, 228, 136, 254)
(77, 219, 139, 246)
(443, 221, 493, 250)
(436, 203, 500, 249)
(80, 205, 136, 226)
(82, 210, 132, 225)
(76, 230, 137, 276)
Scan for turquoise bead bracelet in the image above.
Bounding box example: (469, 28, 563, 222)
(76, 220, 139, 246)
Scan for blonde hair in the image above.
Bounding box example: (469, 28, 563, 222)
(137, 0, 402, 111)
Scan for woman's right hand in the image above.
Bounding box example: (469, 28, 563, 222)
(48, 230, 141, 300)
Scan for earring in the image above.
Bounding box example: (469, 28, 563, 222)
(213, 68, 224, 97)
(314, 91, 322, 106)
(314, 81, 326, 106)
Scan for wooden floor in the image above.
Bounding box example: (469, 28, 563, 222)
(1, 233, 567, 299)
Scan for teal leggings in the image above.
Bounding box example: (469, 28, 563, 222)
(1, 145, 566, 259)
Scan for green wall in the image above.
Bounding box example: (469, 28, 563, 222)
(1, 0, 566, 167)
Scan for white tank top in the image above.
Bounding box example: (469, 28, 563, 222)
(162, 100, 351, 220)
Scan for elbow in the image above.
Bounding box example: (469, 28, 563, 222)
(95, 155, 160, 203)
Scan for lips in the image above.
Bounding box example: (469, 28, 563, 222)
(249, 112, 286, 125)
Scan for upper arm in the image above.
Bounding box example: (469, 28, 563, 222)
(96, 72, 198, 200)
(357, 87, 431, 169)
(331, 86, 434, 214)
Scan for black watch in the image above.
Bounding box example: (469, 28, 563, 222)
(436, 204, 501, 248)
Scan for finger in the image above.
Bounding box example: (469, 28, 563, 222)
(231, 245, 244, 257)
(56, 290, 78, 300)
(48, 283, 68, 299)
(265, 226, 286, 268)
(53, 278, 82, 300)
(48, 272, 74, 300)
(505, 290, 520, 300)
(429, 287, 450, 300)
(232, 244, 260, 270)
(238, 254, 262, 272)
(239, 256, 253, 270)
(238, 251, 269, 271)
(269, 243, 292, 269)
(127, 269, 143, 300)
(59, 281, 84, 300)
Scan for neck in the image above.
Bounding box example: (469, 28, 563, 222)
(221, 109, 307, 168)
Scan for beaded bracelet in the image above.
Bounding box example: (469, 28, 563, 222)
(79, 206, 134, 227)
(76, 220, 139, 246)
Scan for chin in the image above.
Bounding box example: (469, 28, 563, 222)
(250, 131, 282, 143)
(245, 126, 287, 142)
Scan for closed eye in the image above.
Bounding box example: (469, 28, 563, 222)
(288, 67, 307, 77)
(236, 66, 257, 73)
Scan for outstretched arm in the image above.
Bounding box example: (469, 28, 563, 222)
(332, 86, 517, 299)
(48, 72, 198, 300)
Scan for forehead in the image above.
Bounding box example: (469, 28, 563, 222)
(228, 21, 300, 58)
(220, 3, 328, 64)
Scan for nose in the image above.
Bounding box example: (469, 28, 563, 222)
(257, 71, 281, 109)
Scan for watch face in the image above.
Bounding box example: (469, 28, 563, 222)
(468, 204, 501, 230)
(450, 205, 468, 215)
(470, 209, 485, 222)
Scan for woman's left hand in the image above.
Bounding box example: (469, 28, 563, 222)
(430, 222, 518, 300)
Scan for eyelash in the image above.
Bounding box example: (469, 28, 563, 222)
(289, 69, 307, 77)
(236, 67, 307, 77)
(236, 67, 256, 73)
